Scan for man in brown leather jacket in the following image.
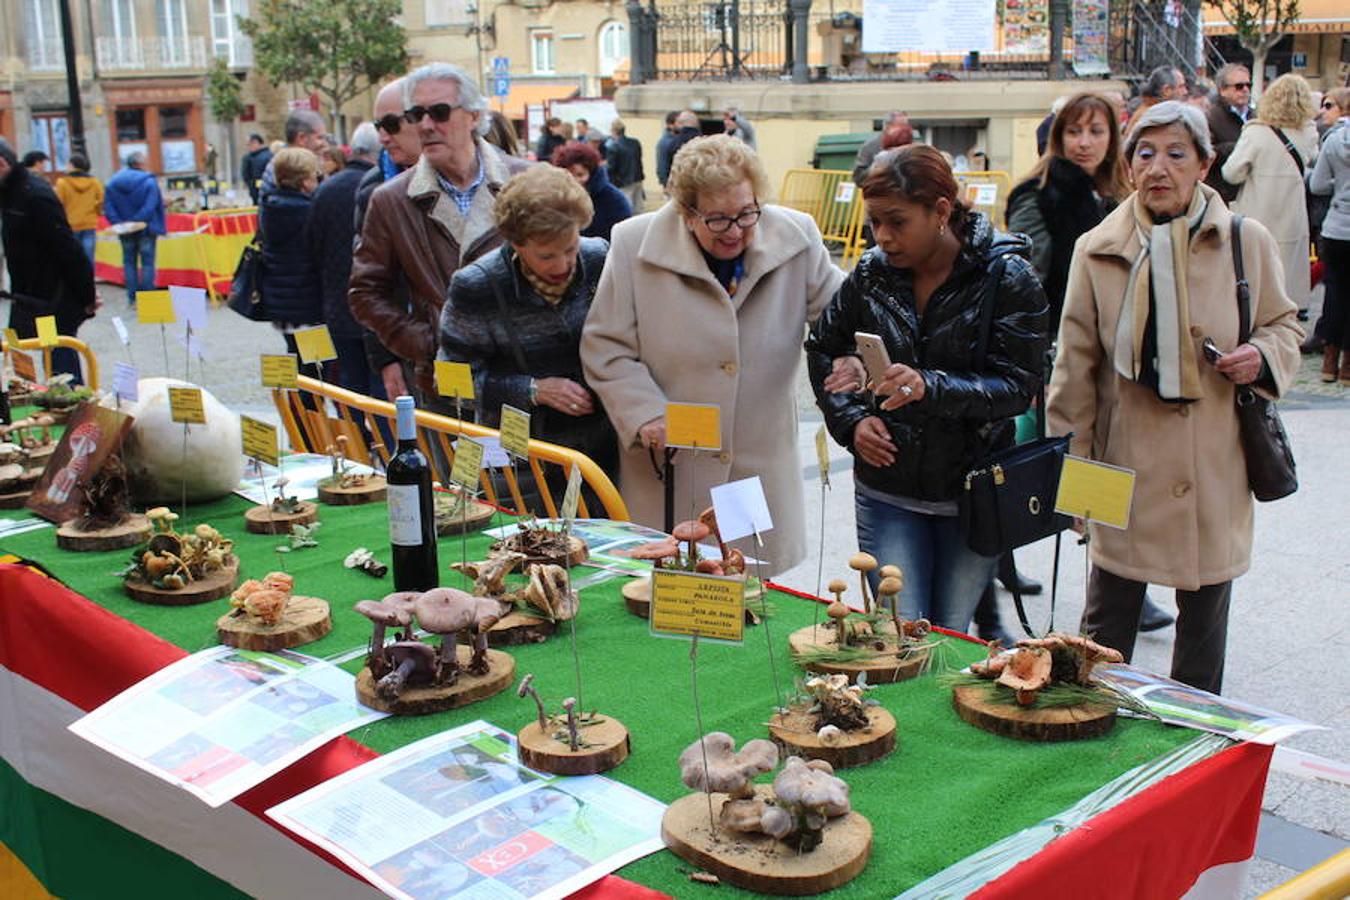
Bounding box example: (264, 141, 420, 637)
(349, 62, 530, 401)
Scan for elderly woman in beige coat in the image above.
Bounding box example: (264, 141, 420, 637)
(1221, 73, 1319, 315)
(1049, 101, 1302, 694)
(582, 135, 844, 572)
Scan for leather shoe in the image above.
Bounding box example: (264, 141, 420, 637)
(998, 570, 1043, 596)
(1139, 595, 1174, 632)
(1301, 334, 1325, 354)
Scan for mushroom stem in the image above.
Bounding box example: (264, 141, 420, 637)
(858, 571, 872, 615)
(517, 674, 548, 732)
(562, 697, 580, 751)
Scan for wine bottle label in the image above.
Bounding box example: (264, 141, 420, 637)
(387, 483, 423, 546)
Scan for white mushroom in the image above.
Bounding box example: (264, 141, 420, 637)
(678, 733, 778, 800)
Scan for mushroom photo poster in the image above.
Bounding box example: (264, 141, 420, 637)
(267, 720, 666, 900)
(68, 646, 387, 807)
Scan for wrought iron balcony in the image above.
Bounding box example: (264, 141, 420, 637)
(96, 35, 210, 72)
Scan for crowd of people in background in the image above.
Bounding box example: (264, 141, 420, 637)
(1, 55, 1345, 694)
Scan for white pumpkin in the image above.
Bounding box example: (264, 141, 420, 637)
(121, 377, 244, 503)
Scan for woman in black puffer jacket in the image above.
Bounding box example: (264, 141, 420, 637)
(259, 147, 323, 362)
(806, 145, 1048, 631)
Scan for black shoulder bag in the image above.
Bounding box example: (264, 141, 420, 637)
(958, 257, 1072, 636)
(227, 232, 269, 321)
(1230, 216, 1298, 501)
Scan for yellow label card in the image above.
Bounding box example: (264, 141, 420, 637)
(499, 405, 531, 459)
(260, 354, 299, 389)
(665, 402, 721, 451)
(815, 425, 831, 486)
(293, 325, 337, 363)
(34, 316, 58, 347)
(650, 568, 744, 643)
(450, 437, 484, 488)
(1055, 455, 1136, 530)
(240, 415, 280, 466)
(434, 360, 475, 400)
(167, 386, 206, 424)
(137, 291, 175, 324)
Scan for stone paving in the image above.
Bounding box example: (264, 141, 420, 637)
(9, 282, 1348, 895)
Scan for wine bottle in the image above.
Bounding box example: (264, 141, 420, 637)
(386, 395, 438, 591)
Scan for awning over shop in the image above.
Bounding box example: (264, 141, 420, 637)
(1203, 0, 1348, 34)
(490, 82, 581, 119)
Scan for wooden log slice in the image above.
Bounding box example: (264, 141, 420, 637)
(517, 715, 630, 776)
(24, 443, 57, 465)
(244, 501, 319, 535)
(492, 533, 589, 568)
(355, 646, 514, 715)
(787, 624, 930, 685)
(621, 576, 764, 621)
(124, 556, 240, 606)
(56, 513, 153, 552)
(317, 475, 387, 505)
(768, 704, 897, 769)
(0, 487, 34, 509)
(216, 595, 333, 651)
(662, 787, 872, 896)
(951, 684, 1118, 742)
(434, 496, 497, 535)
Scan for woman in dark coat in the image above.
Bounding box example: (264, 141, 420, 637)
(259, 147, 324, 373)
(551, 141, 632, 242)
(438, 165, 618, 511)
(806, 145, 1048, 631)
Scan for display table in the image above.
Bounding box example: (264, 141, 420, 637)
(0, 494, 1272, 899)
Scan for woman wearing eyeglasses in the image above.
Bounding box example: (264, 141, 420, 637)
(805, 145, 1048, 631)
(582, 135, 844, 572)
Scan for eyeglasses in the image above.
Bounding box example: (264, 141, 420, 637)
(403, 103, 463, 125)
(374, 114, 403, 135)
(1227, 81, 1252, 90)
(686, 204, 762, 234)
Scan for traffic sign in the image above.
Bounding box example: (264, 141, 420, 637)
(493, 74, 511, 98)
(492, 56, 510, 73)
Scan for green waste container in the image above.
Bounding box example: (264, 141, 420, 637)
(812, 132, 874, 172)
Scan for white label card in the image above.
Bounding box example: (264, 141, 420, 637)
(560, 464, 583, 524)
(112, 362, 139, 402)
(111, 316, 131, 346)
(709, 476, 773, 543)
(386, 483, 423, 546)
(169, 285, 209, 333)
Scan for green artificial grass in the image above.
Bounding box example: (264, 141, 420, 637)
(0, 494, 1198, 897)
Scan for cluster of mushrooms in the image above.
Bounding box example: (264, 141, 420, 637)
(680, 733, 852, 852)
(970, 632, 1125, 706)
(125, 509, 234, 590)
(627, 507, 746, 577)
(803, 673, 876, 744)
(454, 548, 579, 621)
(323, 435, 376, 488)
(229, 571, 295, 625)
(517, 673, 587, 751)
(823, 552, 930, 649)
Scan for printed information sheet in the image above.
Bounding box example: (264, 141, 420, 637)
(268, 720, 666, 900)
(69, 647, 387, 807)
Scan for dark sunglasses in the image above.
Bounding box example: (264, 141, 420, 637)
(1228, 81, 1252, 90)
(374, 114, 402, 135)
(403, 103, 462, 125)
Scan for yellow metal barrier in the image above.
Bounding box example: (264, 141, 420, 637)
(1260, 848, 1350, 899)
(272, 376, 629, 522)
(779, 168, 869, 270)
(190, 207, 258, 305)
(9, 336, 100, 389)
(953, 170, 1014, 230)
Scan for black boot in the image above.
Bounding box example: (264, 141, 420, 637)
(973, 583, 1017, 646)
(997, 553, 1042, 596)
(1139, 594, 1175, 632)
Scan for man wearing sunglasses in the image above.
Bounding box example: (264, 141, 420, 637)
(349, 62, 529, 406)
(1205, 63, 1253, 203)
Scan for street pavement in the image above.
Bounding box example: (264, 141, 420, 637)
(11, 283, 1348, 895)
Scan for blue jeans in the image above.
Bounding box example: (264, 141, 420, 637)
(855, 491, 996, 631)
(120, 233, 157, 304)
(75, 229, 96, 266)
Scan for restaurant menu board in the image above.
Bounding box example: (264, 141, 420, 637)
(1072, 0, 1111, 75)
(862, 0, 995, 53)
(1003, 0, 1049, 54)
(69, 647, 387, 807)
(268, 720, 665, 900)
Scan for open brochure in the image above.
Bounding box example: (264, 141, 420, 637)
(235, 453, 378, 505)
(268, 720, 665, 900)
(69, 647, 387, 807)
(1097, 663, 1323, 745)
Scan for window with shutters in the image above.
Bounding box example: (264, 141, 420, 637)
(530, 29, 554, 74)
(598, 20, 627, 76)
(424, 0, 470, 27)
(25, 0, 62, 71)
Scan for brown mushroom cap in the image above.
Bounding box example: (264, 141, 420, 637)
(848, 552, 878, 573)
(671, 520, 712, 544)
(997, 647, 1053, 693)
(878, 564, 901, 580)
(412, 587, 480, 634)
(625, 539, 681, 561)
(877, 575, 902, 596)
(826, 578, 848, 594)
(827, 599, 850, 620)
(355, 599, 410, 627)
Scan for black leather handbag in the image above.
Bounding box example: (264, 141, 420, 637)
(1230, 216, 1298, 502)
(227, 234, 268, 321)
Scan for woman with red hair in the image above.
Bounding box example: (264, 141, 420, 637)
(552, 141, 632, 241)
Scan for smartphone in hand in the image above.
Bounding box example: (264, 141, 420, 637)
(1202, 337, 1224, 364)
(854, 332, 891, 390)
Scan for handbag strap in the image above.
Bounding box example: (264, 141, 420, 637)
(1008, 533, 1060, 639)
(1271, 127, 1305, 177)
(1231, 215, 1252, 344)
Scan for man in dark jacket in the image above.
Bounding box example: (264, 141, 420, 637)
(657, 111, 701, 189)
(0, 138, 96, 382)
(310, 123, 378, 396)
(241, 134, 272, 205)
(534, 118, 566, 163)
(605, 118, 644, 212)
(102, 151, 165, 307)
(1205, 63, 1253, 203)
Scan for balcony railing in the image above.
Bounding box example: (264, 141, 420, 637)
(96, 35, 210, 71)
(29, 38, 65, 71)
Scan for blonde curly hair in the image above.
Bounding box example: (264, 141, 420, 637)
(666, 134, 770, 212)
(1257, 73, 1314, 129)
(493, 165, 593, 245)
(272, 147, 320, 191)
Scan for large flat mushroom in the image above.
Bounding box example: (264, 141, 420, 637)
(678, 732, 778, 800)
(997, 646, 1054, 706)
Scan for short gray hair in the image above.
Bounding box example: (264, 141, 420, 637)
(124, 150, 147, 167)
(349, 122, 380, 158)
(284, 110, 325, 144)
(1125, 100, 1214, 160)
(1215, 63, 1250, 91)
(1142, 65, 1182, 99)
(403, 63, 491, 137)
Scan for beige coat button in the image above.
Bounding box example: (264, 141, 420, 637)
(1190, 325, 1203, 337)
(722, 362, 738, 375)
(1177, 405, 1190, 417)
(1172, 481, 1191, 498)
(717, 451, 732, 464)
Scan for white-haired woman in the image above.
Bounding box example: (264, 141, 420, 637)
(1221, 73, 1319, 316)
(1048, 101, 1302, 693)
